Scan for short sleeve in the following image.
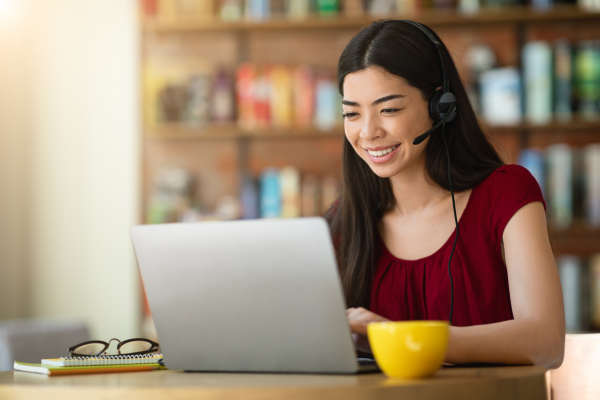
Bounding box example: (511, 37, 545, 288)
(482, 165, 546, 243)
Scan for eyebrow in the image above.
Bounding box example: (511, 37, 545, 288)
(342, 94, 405, 107)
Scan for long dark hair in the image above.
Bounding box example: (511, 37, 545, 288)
(326, 20, 504, 309)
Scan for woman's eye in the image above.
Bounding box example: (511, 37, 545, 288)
(342, 112, 358, 119)
(381, 108, 400, 114)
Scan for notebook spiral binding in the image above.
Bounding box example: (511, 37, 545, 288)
(58, 354, 163, 367)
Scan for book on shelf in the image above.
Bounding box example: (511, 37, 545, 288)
(280, 166, 301, 218)
(547, 144, 574, 229)
(14, 354, 164, 376)
(590, 254, 600, 330)
(575, 40, 600, 121)
(558, 255, 583, 332)
(523, 41, 553, 125)
(479, 67, 522, 126)
(583, 144, 600, 228)
(554, 39, 574, 123)
(260, 168, 281, 218)
(518, 148, 546, 196)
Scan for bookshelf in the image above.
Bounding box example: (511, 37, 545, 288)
(140, 3, 600, 333)
(143, 5, 600, 32)
(140, 2, 600, 230)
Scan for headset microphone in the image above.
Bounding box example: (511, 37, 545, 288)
(412, 103, 457, 145)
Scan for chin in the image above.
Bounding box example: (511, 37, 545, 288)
(365, 162, 401, 179)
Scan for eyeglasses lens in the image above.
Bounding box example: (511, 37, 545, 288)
(72, 343, 106, 356)
(119, 340, 154, 354)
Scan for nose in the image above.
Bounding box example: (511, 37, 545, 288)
(359, 115, 383, 141)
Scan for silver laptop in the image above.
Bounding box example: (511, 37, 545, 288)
(131, 217, 377, 374)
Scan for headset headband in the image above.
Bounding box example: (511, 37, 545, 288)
(394, 20, 449, 93)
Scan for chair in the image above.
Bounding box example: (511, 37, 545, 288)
(550, 333, 600, 400)
(0, 318, 89, 371)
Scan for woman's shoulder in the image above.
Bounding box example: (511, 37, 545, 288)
(474, 164, 544, 206)
(476, 164, 540, 191)
(471, 164, 546, 241)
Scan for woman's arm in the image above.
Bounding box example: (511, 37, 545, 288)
(347, 201, 565, 368)
(446, 201, 565, 368)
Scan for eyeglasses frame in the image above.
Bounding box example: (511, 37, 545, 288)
(68, 338, 159, 357)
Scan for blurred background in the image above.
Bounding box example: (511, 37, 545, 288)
(0, 0, 600, 351)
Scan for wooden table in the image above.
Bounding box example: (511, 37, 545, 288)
(0, 366, 548, 400)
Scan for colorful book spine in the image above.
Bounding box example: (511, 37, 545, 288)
(141, 0, 159, 17)
(554, 39, 573, 123)
(458, 0, 479, 14)
(314, 78, 339, 131)
(518, 148, 546, 197)
(236, 63, 257, 130)
(287, 0, 310, 19)
(523, 41, 553, 125)
(369, 0, 396, 15)
(293, 65, 315, 127)
(575, 40, 600, 121)
(280, 166, 301, 218)
(185, 75, 212, 127)
(558, 255, 583, 332)
(269, 65, 293, 128)
(317, 0, 339, 16)
(583, 144, 600, 228)
(532, 0, 553, 11)
(211, 69, 235, 122)
(245, 0, 270, 21)
(240, 173, 259, 219)
(343, 0, 365, 16)
(254, 67, 272, 129)
(590, 254, 600, 330)
(220, 0, 243, 20)
(479, 67, 522, 126)
(260, 168, 281, 218)
(546, 144, 573, 229)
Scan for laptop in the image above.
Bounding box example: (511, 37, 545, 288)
(131, 217, 378, 374)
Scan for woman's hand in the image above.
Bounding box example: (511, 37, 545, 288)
(346, 307, 390, 354)
(346, 307, 390, 335)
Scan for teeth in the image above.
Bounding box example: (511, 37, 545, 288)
(367, 145, 397, 157)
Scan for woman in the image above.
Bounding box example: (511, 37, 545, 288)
(327, 20, 565, 368)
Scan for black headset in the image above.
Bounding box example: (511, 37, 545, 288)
(393, 20, 459, 325)
(394, 20, 459, 144)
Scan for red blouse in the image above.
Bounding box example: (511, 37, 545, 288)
(370, 165, 546, 326)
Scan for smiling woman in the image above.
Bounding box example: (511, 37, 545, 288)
(326, 20, 565, 369)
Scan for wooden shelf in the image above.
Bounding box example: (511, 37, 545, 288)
(486, 117, 600, 133)
(549, 222, 600, 257)
(143, 5, 600, 33)
(145, 123, 344, 140)
(145, 118, 600, 141)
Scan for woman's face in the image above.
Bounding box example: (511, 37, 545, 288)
(342, 66, 433, 179)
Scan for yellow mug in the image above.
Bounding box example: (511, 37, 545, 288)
(367, 321, 449, 379)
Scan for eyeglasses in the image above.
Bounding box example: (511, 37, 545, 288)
(68, 338, 159, 357)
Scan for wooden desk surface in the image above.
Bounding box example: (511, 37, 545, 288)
(0, 366, 547, 400)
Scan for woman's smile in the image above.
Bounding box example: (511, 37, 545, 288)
(363, 144, 400, 164)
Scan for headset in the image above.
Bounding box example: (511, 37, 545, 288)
(393, 20, 459, 325)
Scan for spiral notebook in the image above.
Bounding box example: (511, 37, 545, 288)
(14, 354, 165, 376)
(41, 354, 163, 367)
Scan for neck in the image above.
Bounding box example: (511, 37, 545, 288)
(388, 160, 445, 216)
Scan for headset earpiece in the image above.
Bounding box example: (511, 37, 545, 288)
(429, 90, 458, 123)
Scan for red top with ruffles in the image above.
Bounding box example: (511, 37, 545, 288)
(369, 164, 546, 326)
